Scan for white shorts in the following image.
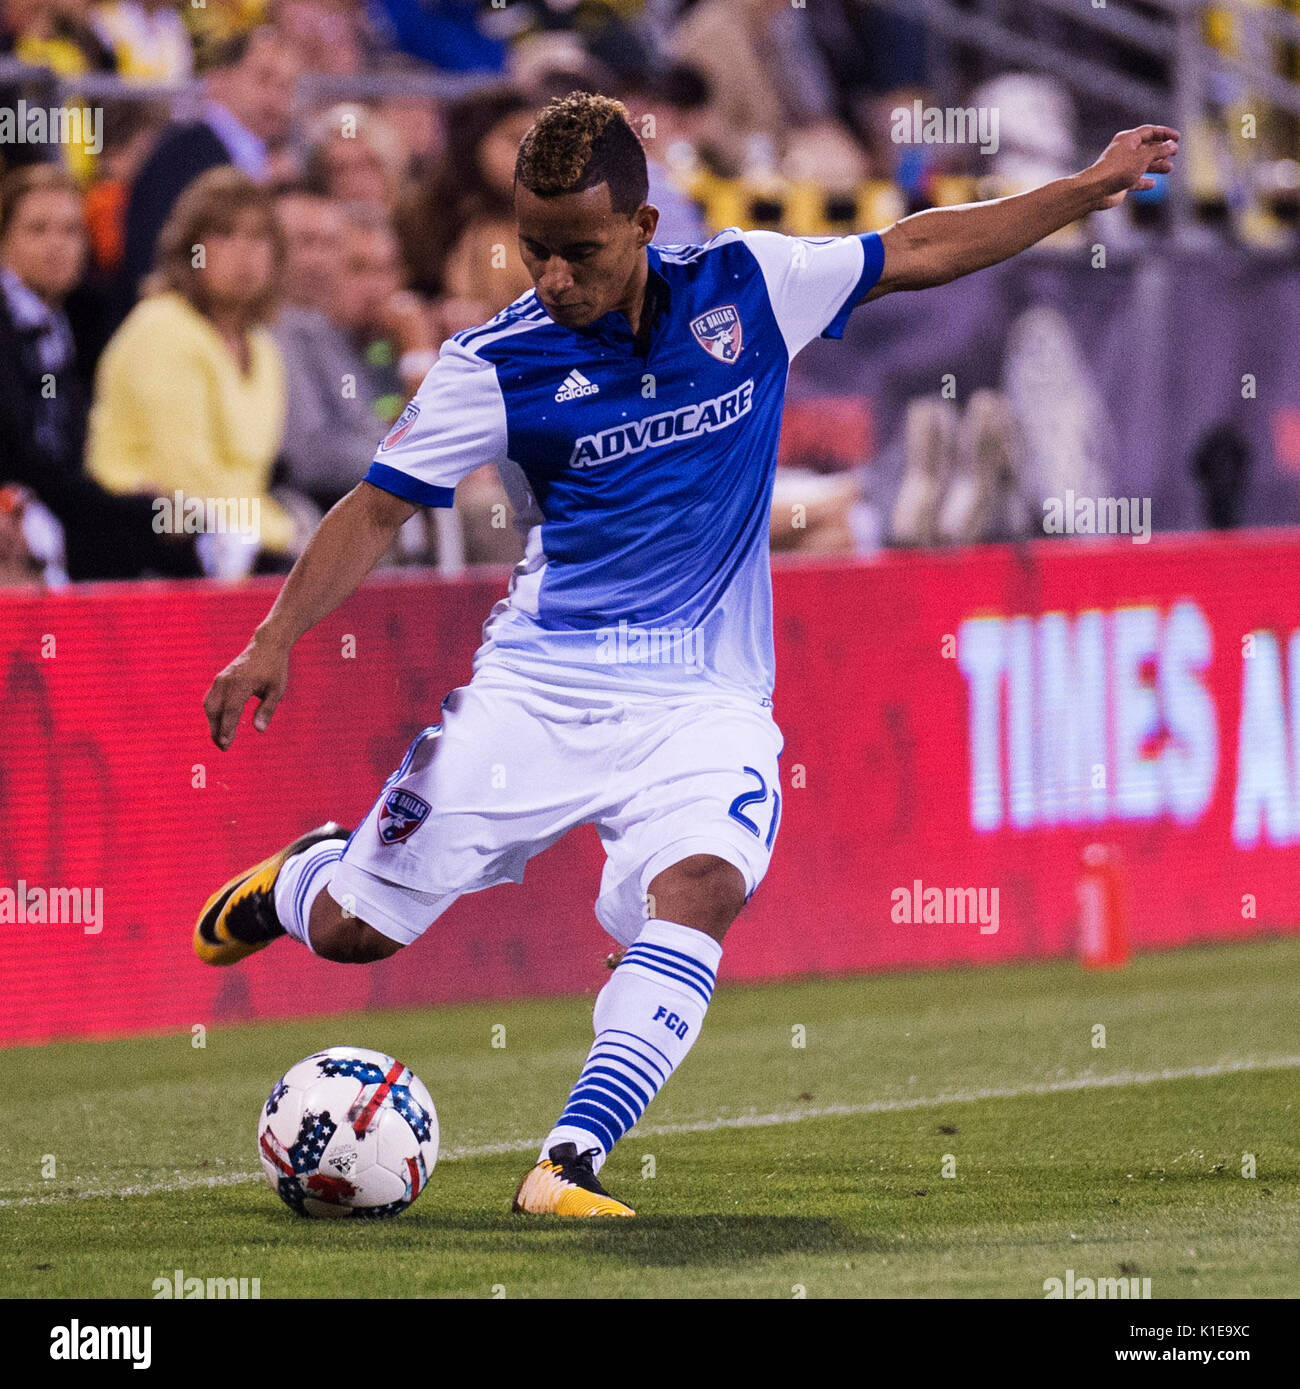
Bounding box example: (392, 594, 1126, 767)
(328, 669, 785, 948)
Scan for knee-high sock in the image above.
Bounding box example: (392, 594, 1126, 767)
(272, 840, 344, 954)
(538, 918, 722, 1174)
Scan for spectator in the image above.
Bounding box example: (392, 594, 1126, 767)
(273, 190, 514, 564)
(799, 0, 928, 173)
(0, 164, 198, 579)
(119, 25, 299, 306)
(0, 486, 44, 586)
(90, 0, 193, 81)
(889, 392, 1034, 548)
(667, 0, 866, 186)
(3, 0, 115, 182)
(303, 103, 408, 212)
(269, 0, 363, 76)
(87, 167, 297, 574)
(366, 0, 506, 75)
(498, 0, 652, 89)
(508, 32, 607, 99)
(619, 63, 716, 244)
(75, 99, 168, 353)
(274, 184, 344, 313)
(1191, 423, 1252, 530)
(2, 5, 62, 171)
(373, 94, 445, 184)
(769, 467, 860, 556)
(348, 193, 521, 565)
(184, 0, 270, 58)
(395, 85, 534, 318)
(336, 200, 435, 411)
(82, 98, 164, 281)
(5, 0, 115, 74)
(272, 186, 389, 511)
(969, 73, 1078, 192)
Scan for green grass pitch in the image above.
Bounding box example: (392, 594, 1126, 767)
(4, 936, 1298, 1299)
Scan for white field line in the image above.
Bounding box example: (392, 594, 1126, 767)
(4, 1054, 1297, 1209)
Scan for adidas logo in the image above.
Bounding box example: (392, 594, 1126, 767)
(555, 369, 599, 403)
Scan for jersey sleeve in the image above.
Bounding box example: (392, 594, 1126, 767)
(740, 230, 885, 359)
(363, 335, 507, 507)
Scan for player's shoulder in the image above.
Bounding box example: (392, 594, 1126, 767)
(654, 226, 745, 258)
(651, 226, 764, 271)
(655, 226, 841, 258)
(654, 227, 838, 292)
(449, 289, 552, 361)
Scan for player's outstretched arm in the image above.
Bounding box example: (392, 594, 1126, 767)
(203, 481, 418, 750)
(865, 124, 1180, 300)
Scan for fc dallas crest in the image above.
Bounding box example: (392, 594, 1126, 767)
(689, 304, 743, 363)
(378, 788, 430, 844)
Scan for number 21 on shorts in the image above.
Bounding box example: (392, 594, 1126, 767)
(728, 766, 781, 850)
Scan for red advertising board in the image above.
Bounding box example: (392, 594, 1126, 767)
(2, 533, 1297, 1045)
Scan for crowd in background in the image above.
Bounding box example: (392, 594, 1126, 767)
(0, 1, 1296, 584)
(0, 0, 942, 583)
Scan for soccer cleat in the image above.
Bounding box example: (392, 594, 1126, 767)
(511, 1142, 636, 1217)
(193, 823, 348, 966)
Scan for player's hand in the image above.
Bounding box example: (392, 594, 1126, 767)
(203, 632, 291, 750)
(1085, 125, 1180, 210)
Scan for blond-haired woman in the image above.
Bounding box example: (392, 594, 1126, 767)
(87, 165, 298, 572)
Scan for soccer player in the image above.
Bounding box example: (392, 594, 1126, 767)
(198, 94, 1178, 1217)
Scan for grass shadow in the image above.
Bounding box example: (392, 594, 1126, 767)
(439, 1213, 894, 1265)
(223, 1200, 894, 1266)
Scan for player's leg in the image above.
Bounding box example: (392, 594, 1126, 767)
(278, 849, 407, 962)
(194, 676, 607, 969)
(513, 701, 783, 1218)
(303, 891, 403, 962)
(192, 714, 447, 967)
(192, 820, 407, 965)
(512, 850, 748, 1218)
(193, 822, 350, 966)
(642, 851, 747, 942)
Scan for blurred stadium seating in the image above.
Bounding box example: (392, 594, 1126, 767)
(2, 1, 1300, 583)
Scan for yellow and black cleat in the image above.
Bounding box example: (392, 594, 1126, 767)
(512, 1142, 635, 1217)
(194, 823, 348, 966)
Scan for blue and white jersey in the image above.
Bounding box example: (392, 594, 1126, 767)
(365, 227, 884, 702)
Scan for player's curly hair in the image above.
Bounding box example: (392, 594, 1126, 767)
(514, 91, 649, 216)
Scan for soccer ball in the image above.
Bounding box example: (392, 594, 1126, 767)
(257, 1046, 438, 1218)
